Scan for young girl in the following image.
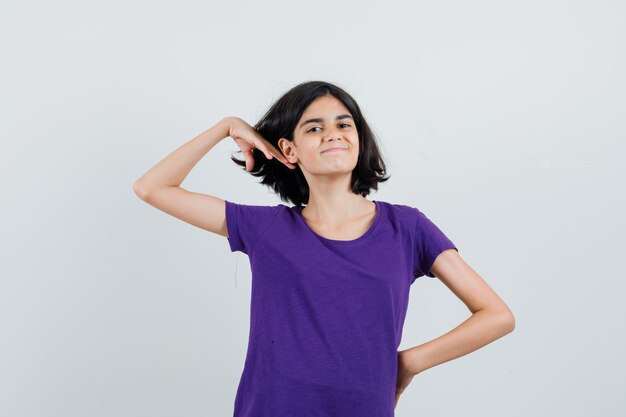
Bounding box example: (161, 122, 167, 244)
(133, 80, 515, 416)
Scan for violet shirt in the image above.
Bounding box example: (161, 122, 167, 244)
(224, 199, 458, 417)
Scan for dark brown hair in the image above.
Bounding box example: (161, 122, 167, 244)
(231, 80, 390, 206)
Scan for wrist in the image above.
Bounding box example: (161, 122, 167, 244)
(218, 117, 232, 138)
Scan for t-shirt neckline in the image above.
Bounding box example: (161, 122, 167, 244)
(294, 200, 381, 245)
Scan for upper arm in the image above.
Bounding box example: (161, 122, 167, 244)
(135, 185, 228, 238)
(411, 206, 514, 322)
(223, 200, 280, 254)
(412, 207, 458, 281)
(431, 249, 515, 321)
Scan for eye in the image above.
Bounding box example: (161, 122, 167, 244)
(306, 123, 351, 133)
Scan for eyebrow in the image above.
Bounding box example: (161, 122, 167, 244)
(299, 114, 354, 130)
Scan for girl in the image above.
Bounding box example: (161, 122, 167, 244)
(133, 80, 515, 416)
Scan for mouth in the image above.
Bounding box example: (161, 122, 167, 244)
(321, 147, 347, 154)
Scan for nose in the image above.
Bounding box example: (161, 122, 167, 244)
(323, 126, 344, 141)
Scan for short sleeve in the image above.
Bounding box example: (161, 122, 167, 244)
(224, 200, 280, 255)
(412, 208, 458, 281)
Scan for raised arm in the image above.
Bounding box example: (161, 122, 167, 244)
(132, 117, 294, 238)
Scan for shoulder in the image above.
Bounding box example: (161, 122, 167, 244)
(376, 200, 452, 245)
(375, 200, 421, 226)
(225, 200, 291, 217)
(224, 200, 289, 254)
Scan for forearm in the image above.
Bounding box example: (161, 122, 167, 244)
(133, 118, 230, 196)
(403, 308, 514, 375)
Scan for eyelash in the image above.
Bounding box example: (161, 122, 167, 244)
(306, 123, 351, 133)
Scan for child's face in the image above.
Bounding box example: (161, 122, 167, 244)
(279, 95, 360, 178)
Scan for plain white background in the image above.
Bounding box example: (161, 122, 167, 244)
(1, 0, 624, 416)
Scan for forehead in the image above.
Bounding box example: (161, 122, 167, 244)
(301, 95, 349, 118)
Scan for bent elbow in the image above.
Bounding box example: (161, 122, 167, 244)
(133, 181, 151, 200)
(502, 311, 516, 334)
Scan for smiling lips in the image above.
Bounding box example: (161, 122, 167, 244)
(321, 147, 347, 153)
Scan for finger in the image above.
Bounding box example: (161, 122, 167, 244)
(257, 144, 273, 160)
(242, 150, 254, 171)
(259, 142, 296, 169)
(274, 153, 294, 169)
(262, 142, 283, 163)
(269, 148, 295, 169)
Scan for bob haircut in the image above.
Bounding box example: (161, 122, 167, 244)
(230, 80, 390, 206)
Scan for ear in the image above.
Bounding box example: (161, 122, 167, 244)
(278, 137, 297, 163)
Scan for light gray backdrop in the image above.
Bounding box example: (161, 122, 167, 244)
(2, 0, 624, 416)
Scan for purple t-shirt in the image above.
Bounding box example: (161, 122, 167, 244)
(224, 199, 458, 417)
